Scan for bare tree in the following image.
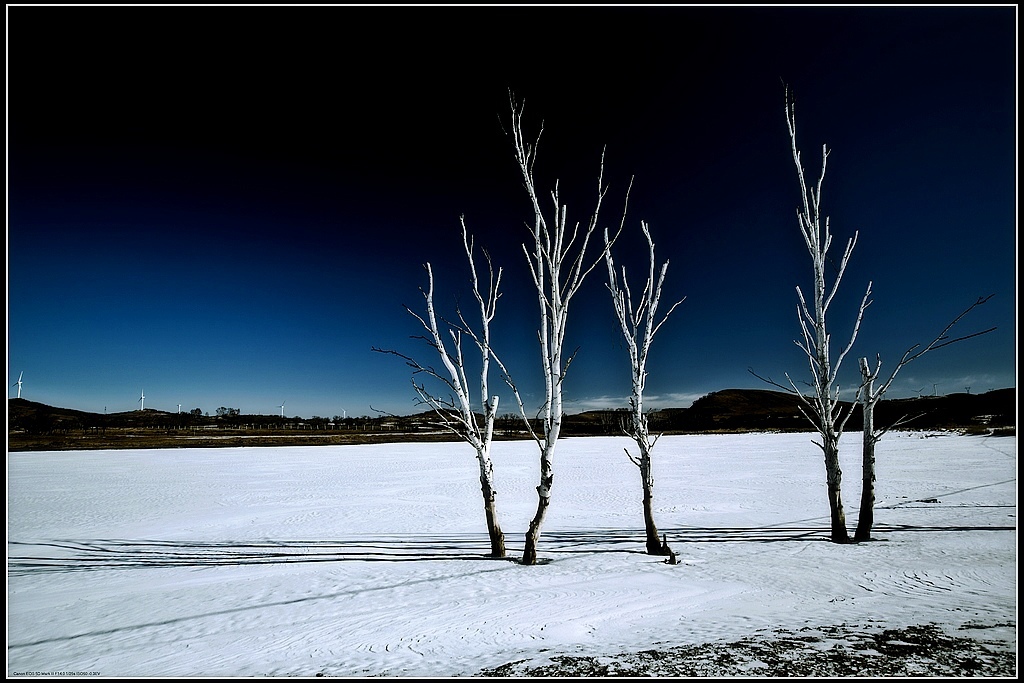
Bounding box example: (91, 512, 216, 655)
(854, 295, 995, 542)
(604, 220, 684, 555)
(373, 218, 506, 558)
(499, 93, 628, 565)
(754, 86, 872, 544)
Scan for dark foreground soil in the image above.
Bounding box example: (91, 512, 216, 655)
(477, 623, 1017, 677)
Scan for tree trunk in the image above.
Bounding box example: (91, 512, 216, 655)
(855, 370, 877, 542)
(478, 397, 505, 558)
(641, 489, 665, 555)
(638, 444, 669, 555)
(823, 434, 850, 543)
(478, 450, 505, 558)
(521, 446, 554, 565)
(481, 480, 506, 558)
(854, 434, 876, 542)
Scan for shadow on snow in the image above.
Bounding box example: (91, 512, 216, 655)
(8, 517, 1014, 576)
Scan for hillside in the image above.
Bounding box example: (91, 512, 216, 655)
(7, 388, 1016, 451)
(562, 388, 1016, 435)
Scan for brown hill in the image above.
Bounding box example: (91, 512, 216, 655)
(8, 388, 1015, 451)
(562, 388, 1015, 435)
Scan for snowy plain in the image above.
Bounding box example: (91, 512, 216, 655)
(7, 431, 1017, 677)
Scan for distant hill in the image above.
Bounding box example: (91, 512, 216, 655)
(561, 387, 1016, 435)
(661, 388, 810, 432)
(8, 399, 178, 433)
(8, 388, 1016, 442)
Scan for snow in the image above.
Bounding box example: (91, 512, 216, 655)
(7, 431, 1017, 677)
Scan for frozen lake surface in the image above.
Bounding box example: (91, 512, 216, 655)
(7, 431, 1016, 677)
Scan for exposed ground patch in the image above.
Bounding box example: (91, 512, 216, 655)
(478, 623, 1017, 677)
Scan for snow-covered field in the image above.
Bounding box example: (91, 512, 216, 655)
(7, 431, 1017, 677)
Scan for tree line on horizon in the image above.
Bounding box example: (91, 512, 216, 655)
(8, 387, 1013, 440)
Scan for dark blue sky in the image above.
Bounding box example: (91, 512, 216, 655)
(7, 5, 1017, 418)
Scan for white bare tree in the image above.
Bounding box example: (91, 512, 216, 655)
(854, 295, 995, 542)
(604, 220, 684, 556)
(754, 86, 872, 544)
(373, 218, 506, 558)
(498, 93, 628, 565)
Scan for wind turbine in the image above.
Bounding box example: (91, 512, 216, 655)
(12, 372, 23, 399)
(139, 390, 146, 411)
(177, 403, 182, 414)
(279, 400, 286, 418)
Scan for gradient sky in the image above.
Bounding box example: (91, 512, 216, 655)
(7, 5, 1017, 419)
